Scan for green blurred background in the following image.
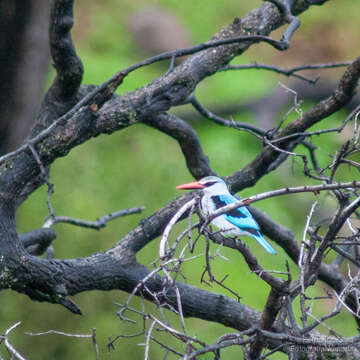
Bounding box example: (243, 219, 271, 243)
(5, 0, 360, 358)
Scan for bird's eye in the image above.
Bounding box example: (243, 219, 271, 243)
(204, 181, 217, 187)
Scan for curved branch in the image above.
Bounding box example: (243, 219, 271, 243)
(219, 60, 352, 85)
(48, 0, 83, 102)
(1, 231, 263, 330)
(281, 57, 360, 136)
(114, 192, 195, 254)
(268, 0, 301, 46)
(209, 181, 360, 221)
(251, 205, 360, 328)
(229, 56, 360, 192)
(144, 113, 216, 179)
(0, 0, 331, 205)
(209, 233, 286, 292)
(311, 196, 360, 271)
(43, 206, 145, 229)
(219, 62, 317, 83)
(19, 228, 56, 255)
(0, 72, 126, 204)
(1, 2, 352, 353)
(190, 96, 266, 135)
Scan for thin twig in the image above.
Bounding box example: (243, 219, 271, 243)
(144, 321, 156, 360)
(207, 182, 360, 225)
(0, 33, 287, 166)
(3, 322, 27, 360)
(159, 198, 196, 260)
(272, 101, 360, 144)
(26, 330, 92, 338)
(92, 329, 99, 360)
(28, 143, 55, 218)
(190, 96, 266, 135)
(43, 207, 145, 229)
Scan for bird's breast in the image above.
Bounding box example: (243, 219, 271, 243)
(201, 196, 240, 236)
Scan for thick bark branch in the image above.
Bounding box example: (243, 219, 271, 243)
(228, 56, 360, 192)
(143, 113, 216, 179)
(0, 210, 260, 329)
(19, 228, 56, 255)
(3, 2, 358, 357)
(48, 0, 83, 102)
(0, 0, 331, 205)
(251, 204, 360, 328)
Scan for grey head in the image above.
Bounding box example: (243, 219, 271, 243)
(197, 176, 229, 195)
(197, 176, 225, 187)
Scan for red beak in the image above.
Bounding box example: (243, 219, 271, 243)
(176, 181, 204, 190)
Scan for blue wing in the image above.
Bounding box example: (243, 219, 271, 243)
(211, 195, 276, 254)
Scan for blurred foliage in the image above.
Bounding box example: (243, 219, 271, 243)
(6, 0, 360, 359)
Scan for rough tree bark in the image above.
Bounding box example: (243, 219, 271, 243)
(0, 0, 359, 358)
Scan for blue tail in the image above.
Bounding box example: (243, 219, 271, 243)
(252, 233, 276, 254)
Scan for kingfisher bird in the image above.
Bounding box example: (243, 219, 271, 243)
(176, 176, 276, 254)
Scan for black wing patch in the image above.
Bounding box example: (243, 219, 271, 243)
(211, 196, 246, 218)
(243, 228, 261, 237)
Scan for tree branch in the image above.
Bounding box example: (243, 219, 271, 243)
(143, 113, 216, 179)
(48, 0, 83, 102)
(3, 2, 358, 357)
(228, 56, 360, 192)
(19, 228, 56, 256)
